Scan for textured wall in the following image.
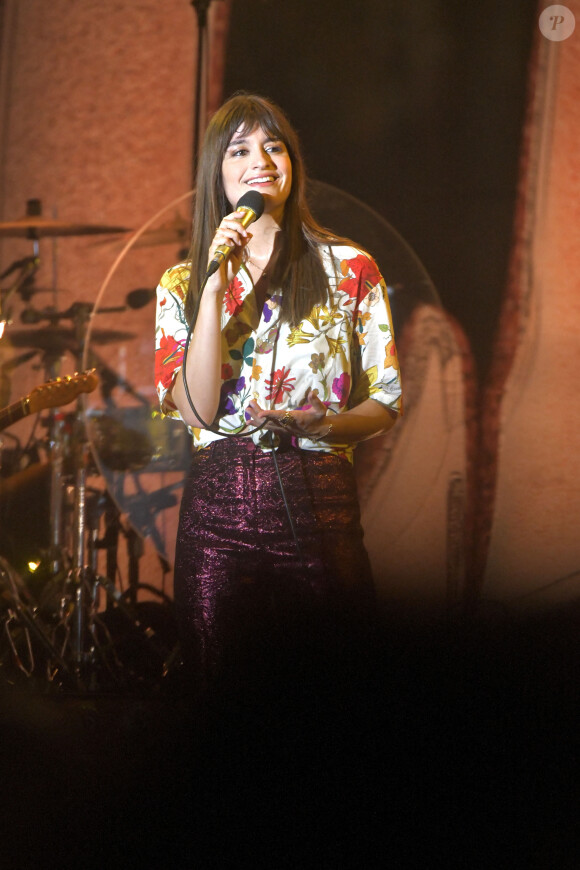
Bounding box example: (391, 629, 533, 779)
(0, 0, 230, 595)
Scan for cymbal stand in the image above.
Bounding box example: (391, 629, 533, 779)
(70, 401, 90, 671)
(55, 302, 111, 685)
(1, 296, 107, 686)
(65, 426, 177, 691)
(41, 315, 70, 578)
(47, 409, 67, 576)
(50, 304, 161, 689)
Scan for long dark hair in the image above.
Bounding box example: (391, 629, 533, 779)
(185, 93, 350, 325)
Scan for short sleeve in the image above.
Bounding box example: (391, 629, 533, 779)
(154, 264, 191, 418)
(344, 253, 402, 414)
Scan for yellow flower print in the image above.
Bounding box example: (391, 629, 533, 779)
(165, 265, 190, 300)
(385, 338, 400, 372)
(355, 311, 372, 347)
(357, 311, 372, 329)
(326, 335, 346, 358)
(318, 305, 343, 327)
(287, 323, 316, 346)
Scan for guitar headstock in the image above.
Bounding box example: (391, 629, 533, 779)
(27, 369, 99, 415)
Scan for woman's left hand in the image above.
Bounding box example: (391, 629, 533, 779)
(246, 389, 331, 440)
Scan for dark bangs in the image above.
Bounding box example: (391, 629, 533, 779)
(212, 94, 303, 207)
(187, 93, 347, 326)
(218, 94, 296, 154)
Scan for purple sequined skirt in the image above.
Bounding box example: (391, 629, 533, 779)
(174, 437, 375, 687)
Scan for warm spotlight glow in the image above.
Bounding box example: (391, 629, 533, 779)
(27, 560, 41, 573)
(0, 320, 6, 339)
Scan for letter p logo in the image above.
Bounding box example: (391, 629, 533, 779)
(539, 5, 576, 41)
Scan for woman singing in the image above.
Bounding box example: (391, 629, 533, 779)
(155, 93, 402, 692)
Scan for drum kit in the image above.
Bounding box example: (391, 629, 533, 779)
(0, 184, 437, 696)
(0, 202, 189, 694)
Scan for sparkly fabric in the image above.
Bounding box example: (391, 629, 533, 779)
(174, 437, 375, 690)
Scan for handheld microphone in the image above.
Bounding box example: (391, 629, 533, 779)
(206, 191, 265, 277)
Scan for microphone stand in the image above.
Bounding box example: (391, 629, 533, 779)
(190, 0, 215, 178)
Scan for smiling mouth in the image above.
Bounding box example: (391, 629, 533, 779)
(246, 176, 277, 185)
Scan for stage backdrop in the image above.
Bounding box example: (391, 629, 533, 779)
(479, 2, 580, 608)
(3, 1, 577, 616)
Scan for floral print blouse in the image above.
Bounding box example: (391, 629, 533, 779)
(155, 244, 402, 461)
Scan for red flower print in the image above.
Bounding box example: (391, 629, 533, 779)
(155, 331, 184, 390)
(339, 254, 382, 301)
(221, 363, 233, 380)
(224, 277, 244, 316)
(265, 366, 296, 405)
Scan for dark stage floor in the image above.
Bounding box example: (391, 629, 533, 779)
(1, 608, 579, 869)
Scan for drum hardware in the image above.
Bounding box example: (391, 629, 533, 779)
(87, 412, 154, 471)
(1, 456, 179, 693)
(37, 357, 178, 691)
(0, 201, 180, 691)
(0, 445, 180, 691)
(1, 197, 130, 339)
(0, 199, 186, 691)
(1, 330, 176, 692)
(0, 251, 40, 336)
(1, 556, 74, 688)
(0, 197, 128, 332)
(0, 372, 101, 689)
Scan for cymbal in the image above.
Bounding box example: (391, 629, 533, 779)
(4, 327, 136, 351)
(0, 216, 131, 238)
(133, 215, 190, 248)
(91, 214, 190, 249)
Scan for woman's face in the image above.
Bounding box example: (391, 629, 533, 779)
(221, 124, 292, 221)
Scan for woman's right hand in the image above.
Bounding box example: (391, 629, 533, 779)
(206, 208, 252, 291)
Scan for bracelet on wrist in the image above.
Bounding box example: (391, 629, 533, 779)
(310, 422, 334, 443)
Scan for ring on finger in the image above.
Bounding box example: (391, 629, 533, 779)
(280, 409, 293, 427)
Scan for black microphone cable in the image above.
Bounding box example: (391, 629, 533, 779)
(180, 272, 306, 567)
